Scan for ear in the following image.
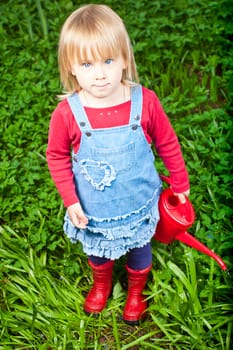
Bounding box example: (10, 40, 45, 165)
(123, 59, 128, 70)
(71, 63, 78, 76)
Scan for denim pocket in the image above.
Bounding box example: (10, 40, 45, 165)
(91, 141, 135, 173)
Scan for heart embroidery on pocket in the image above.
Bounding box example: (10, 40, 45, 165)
(79, 159, 116, 191)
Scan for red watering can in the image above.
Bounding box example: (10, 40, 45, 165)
(154, 176, 227, 271)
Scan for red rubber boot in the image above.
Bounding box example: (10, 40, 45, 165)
(84, 260, 114, 314)
(123, 264, 152, 325)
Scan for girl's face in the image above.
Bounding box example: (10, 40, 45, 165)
(71, 53, 127, 106)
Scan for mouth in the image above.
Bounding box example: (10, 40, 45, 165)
(93, 83, 109, 88)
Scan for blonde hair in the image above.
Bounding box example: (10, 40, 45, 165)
(58, 4, 139, 94)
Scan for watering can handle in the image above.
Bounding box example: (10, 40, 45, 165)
(160, 175, 171, 185)
(160, 174, 188, 216)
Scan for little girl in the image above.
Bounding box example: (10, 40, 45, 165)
(46, 4, 190, 325)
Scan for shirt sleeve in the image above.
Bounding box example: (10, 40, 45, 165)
(144, 88, 190, 193)
(46, 102, 80, 207)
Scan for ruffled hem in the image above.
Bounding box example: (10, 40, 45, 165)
(63, 200, 160, 260)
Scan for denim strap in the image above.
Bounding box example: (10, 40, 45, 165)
(67, 93, 92, 132)
(67, 84, 143, 132)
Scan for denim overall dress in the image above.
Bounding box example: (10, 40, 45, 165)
(64, 85, 162, 259)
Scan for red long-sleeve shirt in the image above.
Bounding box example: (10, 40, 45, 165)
(46, 86, 189, 207)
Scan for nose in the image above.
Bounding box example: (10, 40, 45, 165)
(94, 63, 105, 80)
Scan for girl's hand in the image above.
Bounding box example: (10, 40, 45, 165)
(173, 190, 190, 204)
(67, 202, 88, 229)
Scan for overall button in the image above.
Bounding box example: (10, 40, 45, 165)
(86, 132, 92, 137)
(135, 115, 140, 121)
(80, 121, 86, 127)
(132, 125, 138, 130)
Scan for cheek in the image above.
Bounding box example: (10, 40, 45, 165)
(72, 69, 85, 82)
(73, 72, 89, 89)
(77, 72, 88, 81)
(71, 64, 86, 77)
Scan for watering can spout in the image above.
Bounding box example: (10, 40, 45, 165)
(154, 176, 227, 271)
(175, 231, 227, 271)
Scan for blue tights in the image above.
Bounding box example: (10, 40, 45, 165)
(88, 242, 152, 270)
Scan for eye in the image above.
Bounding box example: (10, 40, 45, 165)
(105, 59, 113, 65)
(82, 62, 91, 68)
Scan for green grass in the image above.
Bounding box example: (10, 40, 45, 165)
(0, 0, 232, 349)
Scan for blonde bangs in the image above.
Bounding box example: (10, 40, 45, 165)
(76, 32, 123, 64)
